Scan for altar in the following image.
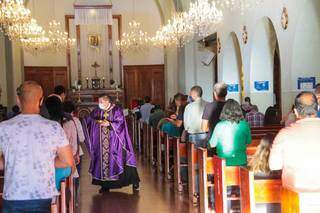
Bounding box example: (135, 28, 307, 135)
(69, 88, 124, 118)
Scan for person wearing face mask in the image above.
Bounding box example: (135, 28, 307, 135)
(82, 94, 140, 193)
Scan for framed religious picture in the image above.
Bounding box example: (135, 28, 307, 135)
(88, 34, 101, 48)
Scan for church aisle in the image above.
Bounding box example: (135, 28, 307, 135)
(78, 153, 199, 213)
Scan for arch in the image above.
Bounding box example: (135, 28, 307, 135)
(291, 0, 320, 94)
(221, 32, 243, 103)
(250, 17, 281, 115)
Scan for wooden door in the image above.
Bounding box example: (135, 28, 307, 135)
(124, 64, 165, 108)
(24, 66, 68, 97)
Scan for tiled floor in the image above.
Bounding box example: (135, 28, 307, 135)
(77, 154, 199, 213)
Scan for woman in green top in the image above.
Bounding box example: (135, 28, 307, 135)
(208, 99, 252, 166)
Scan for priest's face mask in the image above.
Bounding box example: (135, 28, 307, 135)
(99, 97, 111, 110)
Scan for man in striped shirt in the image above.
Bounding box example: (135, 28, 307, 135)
(245, 105, 265, 127)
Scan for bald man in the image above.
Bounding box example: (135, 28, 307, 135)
(0, 81, 74, 212)
(269, 92, 320, 192)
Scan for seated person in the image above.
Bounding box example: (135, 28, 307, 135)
(245, 105, 265, 128)
(161, 93, 186, 137)
(248, 134, 281, 179)
(269, 92, 320, 192)
(248, 135, 281, 213)
(209, 99, 252, 166)
(149, 105, 165, 130)
(315, 84, 320, 117)
(241, 97, 253, 115)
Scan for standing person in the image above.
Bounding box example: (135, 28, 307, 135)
(83, 94, 140, 193)
(0, 81, 74, 212)
(208, 99, 252, 166)
(139, 96, 154, 124)
(184, 86, 207, 147)
(245, 105, 265, 128)
(201, 82, 228, 134)
(269, 92, 320, 192)
(41, 85, 67, 119)
(51, 85, 67, 102)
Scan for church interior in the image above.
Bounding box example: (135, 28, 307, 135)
(0, 0, 320, 212)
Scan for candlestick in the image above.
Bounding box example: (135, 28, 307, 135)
(102, 77, 106, 88)
(86, 77, 89, 89)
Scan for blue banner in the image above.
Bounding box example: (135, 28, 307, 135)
(297, 77, 316, 90)
(254, 81, 269, 91)
(227, 84, 239, 93)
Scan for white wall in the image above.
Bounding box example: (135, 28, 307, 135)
(250, 17, 277, 113)
(221, 33, 242, 102)
(178, 0, 320, 116)
(24, 0, 164, 84)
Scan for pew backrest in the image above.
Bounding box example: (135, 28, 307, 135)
(240, 167, 282, 213)
(213, 156, 240, 213)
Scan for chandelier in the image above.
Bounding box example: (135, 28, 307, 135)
(20, 35, 50, 54)
(6, 18, 45, 41)
(0, 0, 31, 33)
(215, 0, 264, 14)
(151, 12, 194, 48)
(188, 0, 223, 38)
(116, 20, 150, 53)
(47, 20, 75, 53)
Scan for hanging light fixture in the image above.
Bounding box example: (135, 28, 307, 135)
(215, 0, 263, 14)
(47, 20, 75, 53)
(6, 18, 45, 41)
(46, 0, 75, 53)
(115, 0, 150, 54)
(188, 0, 223, 38)
(151, 12, 194, 48)
(0, 0, 31, 34)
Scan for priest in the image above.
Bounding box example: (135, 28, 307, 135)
(83, 94, 140, 193)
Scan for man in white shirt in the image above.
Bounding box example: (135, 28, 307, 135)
(184, 86, 207, 147)
(139, 96, 154, 124)
(269, 92, 320, 192)
(0, 81, 74, 212)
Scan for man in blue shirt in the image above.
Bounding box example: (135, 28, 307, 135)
(315, 84, 320, 117)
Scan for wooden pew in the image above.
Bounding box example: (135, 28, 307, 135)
(188, 142, 199, 204)
(282, 188, 320, 213)
(213, 156, 241, 213)
(164, 135, 175, 180)
(157, 130, 165, 174)
(239, 168, 282, 213)
(142, 123, 149, 159)
(137, 121, 142, 153)
(150, 126, 157, 165)
(173, 137, 187, 192)
(198, 148, 214, 213)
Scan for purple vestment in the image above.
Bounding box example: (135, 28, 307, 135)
(83, 105, 137, 182)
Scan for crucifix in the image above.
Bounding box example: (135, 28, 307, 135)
(91, 61, 101, 89)
(91, 61, 100, 77)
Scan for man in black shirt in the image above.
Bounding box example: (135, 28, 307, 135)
(201, 82, 228, 134)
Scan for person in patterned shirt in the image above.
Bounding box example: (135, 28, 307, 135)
(245, 105, 265, 128)
(0, 81, 74, 213)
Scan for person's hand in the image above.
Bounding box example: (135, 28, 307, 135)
(101, 121, 110, 127)
(74, 155, 80, 165)
(170, 114, 177, 119)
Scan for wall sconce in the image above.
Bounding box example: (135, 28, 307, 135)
(242, 26, 248, 44)
(281, 7, 289, 30)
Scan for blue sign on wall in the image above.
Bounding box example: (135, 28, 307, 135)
(254, 81, 269, 91)
(227, 84, 239, 93)
(297, 77, 316, 90)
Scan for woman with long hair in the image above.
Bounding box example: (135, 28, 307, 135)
(208, 99, 252, 166)
(248, 134, 281, 178)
